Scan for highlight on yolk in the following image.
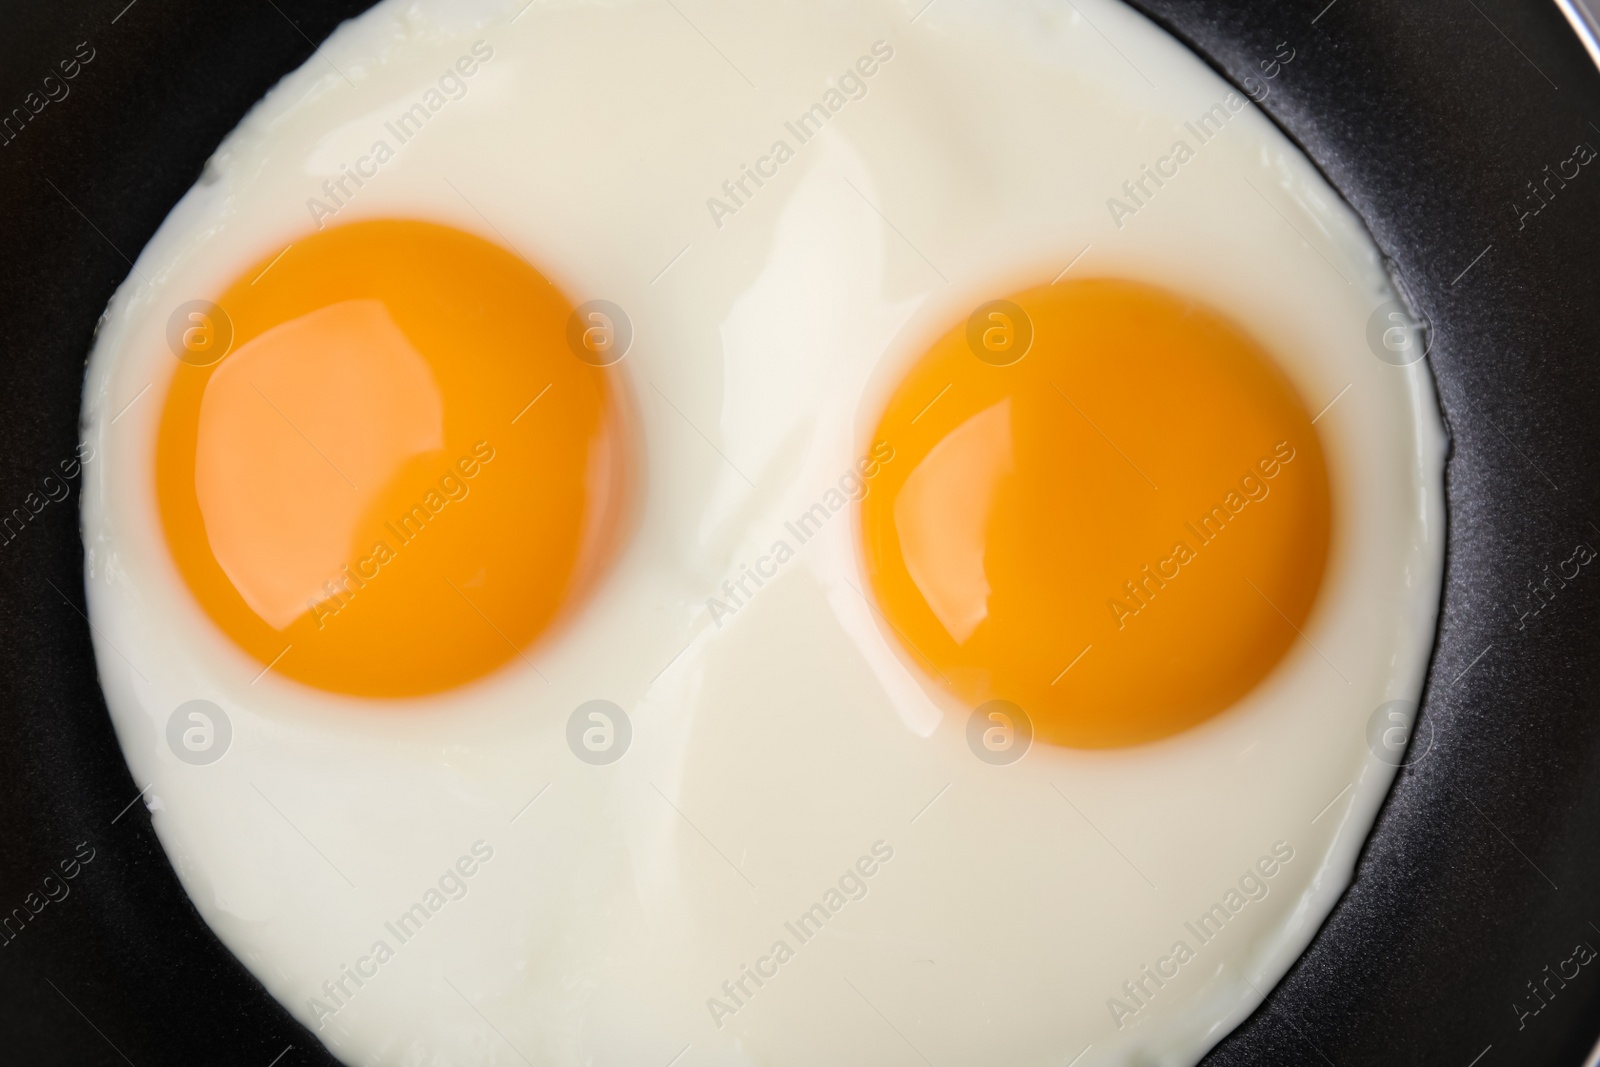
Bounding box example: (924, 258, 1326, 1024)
(156, 219, 632, 697)
(861, 278, 1331, 748)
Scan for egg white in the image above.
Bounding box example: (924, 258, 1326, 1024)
(80, 0, 1445, 1064)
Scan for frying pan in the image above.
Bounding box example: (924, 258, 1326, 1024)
(1, 0, 1597, 1063)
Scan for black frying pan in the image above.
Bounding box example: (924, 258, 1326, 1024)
(1, 1, 1597, 1064)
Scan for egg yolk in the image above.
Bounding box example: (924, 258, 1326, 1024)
(861, 278, 1331, 748)
(156, 219, 631, 697)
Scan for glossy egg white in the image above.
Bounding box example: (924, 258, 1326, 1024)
(79, 0, 1445, 1064)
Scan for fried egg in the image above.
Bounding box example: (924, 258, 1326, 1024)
(79, 0, 1444, 1064)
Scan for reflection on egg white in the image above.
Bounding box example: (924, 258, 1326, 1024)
(80, 0, 1444, 1063)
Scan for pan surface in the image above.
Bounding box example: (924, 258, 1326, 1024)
(0, 1, 1596, 1064)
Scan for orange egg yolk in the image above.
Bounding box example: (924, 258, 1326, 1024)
(156, 219, 631, 697)
(861, 278, 1331, 748)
